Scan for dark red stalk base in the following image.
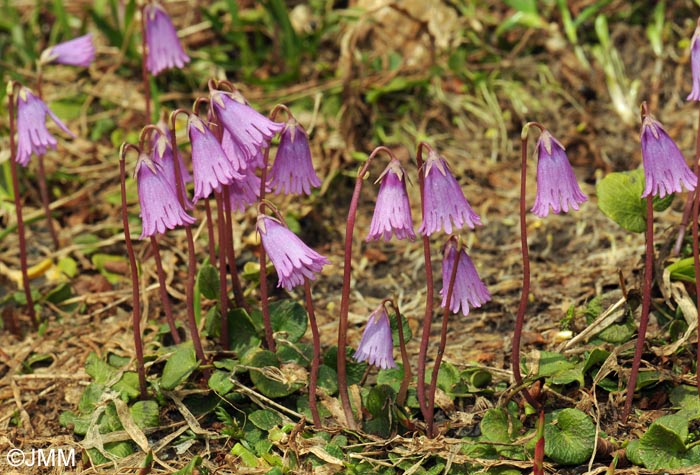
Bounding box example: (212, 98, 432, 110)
(119, 153, 147, 399)
(149, 236, 181, 344)
(222, 187, 249, 313)
(204, 199, 217, 266)
(533, 409, 545, 475)
(36, 147, 60, 249)
(303, 279, 322, 428)
(184, 226, 207, 364)
(214, 193, 230, 350)
(258, 147, 277, 353)
(391, 301, 411, 408)
(692, 103, 700, 396)
(622, 196, 654, 421)
(512, 132, 542, 410)
(8, 87, 38, 329)
(426, 247, 461, 438)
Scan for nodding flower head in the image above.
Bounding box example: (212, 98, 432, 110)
(135, 153, 195, 239)
(15, 87, 75, 167)
(440, 238, 490, 317)
(39, 33, 95, 67)
(257, 215, 330, 291)
(268, 118, 321, 195)
(640, 113, 696, 198)
(530, 130, 587, 218)
(152, 123, 192, 202)
(689, 20, 700, 102)
(144, 1, 190, 75)
(210, 89, 283, 164)
(418, 147, 481, 236)
(225, 166, 261, 212)
(188, 114, 242, 202)
(367, 158, 415, 241)
(353, 305, 397, 370)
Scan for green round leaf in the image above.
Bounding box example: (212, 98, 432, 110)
(249, 409, 283, 431)
(597, 169, 647, 233)
(130, 400, 160, 429)
(544, 408, 596, 465)
(161, 343, 199, 390)
(270, 300, 308, 342)
(245, 349, 305, 398)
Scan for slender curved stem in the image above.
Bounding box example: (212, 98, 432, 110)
(303, 279, 322, 428)
(150, 235, 181, 344)
(415, 141, 434, 420)
(337, 145, 394, 430)
(119, 145, 147, 398)
(512, 125, 543, 410)
(258, 146, 276, 352)
(185, 225, 207, 363)
(203, 199, 216, 265)
(34, 72, 59, 250)
(623, 196, 654, 421)
(215, 192, 230, 350)
(426, 241, 461, 438)
(140, 4, 152, 123)
(222, 186, 248, 311)
(386, 299, 411, 407)
(8, 84, 37, 329)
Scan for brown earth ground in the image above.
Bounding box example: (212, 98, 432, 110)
(1, 1, 700, 474)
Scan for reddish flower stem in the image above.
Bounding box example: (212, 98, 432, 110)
(691, 102, 700, 396)
(168, 110, 206, 364)
(415, 142, 434, 421)
(222, 186, 248, 312)
(386, 299, 411, 407)
(215, 192, 230, 350)
(337, 146, 394, 430)
(140, 4, 152, 123)
(533, 409, 546, 475)
(33, 76, 60, 250)
(512, 123, 544, 410)
(303, 279, 322, 428)
(258, 146, 277, 352)
(426, 241, 461, 438)
(203, 199, 217, 265)
(149, 235, 181, 344)
(623, 195, 654, 421)
(36, 154, 59, 249)
(7, 83, 37, 329)
(119, 144, 147, 399)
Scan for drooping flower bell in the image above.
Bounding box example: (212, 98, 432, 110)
(640, 111, 697, 198)
(143, 1, 190, 76)
(257, 215, 330, 290)
(188, 114, 242, 203)
(152, 124, 192, 195)
(530, 130, 587, 218)
(418, 147, 481, 236)
(225, 167, 261, 212)
(440, 238, 490, 316)
(367, 158, 415, 241)
(688, 19, 700, 102)
(353, 305, 397, 370)
(210, 89, 284, 163)
(135, 152, 195, 238)
(15, 87, 75, 167)
(268, 117, 321, 195)
(39, 33, 95, 68)
(221, 129, 248, 173)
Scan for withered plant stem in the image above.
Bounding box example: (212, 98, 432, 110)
(512, 124, 544, 410)
(8, 85, 37, 329)
(303, 279, 322, 428)
(623, 196, 654, 421)
(426, 244, 461, 438)
(149, 235, 181, 344)
(119, 147, 147, 398)
(215, 192, 230, 350)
